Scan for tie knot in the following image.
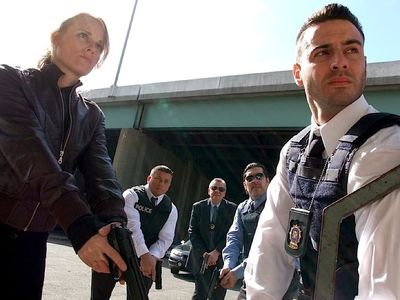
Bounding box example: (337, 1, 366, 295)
(151, 197, 158, 206)
(249, 201, 255, 212)
(308, 133, 325, 158)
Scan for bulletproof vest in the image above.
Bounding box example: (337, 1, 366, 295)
(242, 200, 266, 257)
(286, 113, 400, 299)
(133, 185, 172, 248)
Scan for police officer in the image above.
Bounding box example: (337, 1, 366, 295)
(220, 163, 270, 299)
(245, 4, 400, 299)
(91, 165, 178, 299)
(221, 163, 300, 300)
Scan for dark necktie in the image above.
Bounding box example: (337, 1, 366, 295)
(209, 206, 218, 250)
(308, 133, 325, 158)
(211, 206, 218, 223)
(151, 196, 158, 206)
(249, 201, 255, 213)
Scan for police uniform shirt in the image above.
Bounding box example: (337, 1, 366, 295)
(123, 184, 178, 259)
(222, 192, 267, 280)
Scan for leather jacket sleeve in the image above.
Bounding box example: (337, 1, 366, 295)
(78, 107, 126, 224)
(66, 107, 127, 251)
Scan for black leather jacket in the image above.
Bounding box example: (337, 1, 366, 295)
(0, 63, 126, 251)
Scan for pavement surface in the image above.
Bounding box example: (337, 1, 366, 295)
(43, 233, 240, 299)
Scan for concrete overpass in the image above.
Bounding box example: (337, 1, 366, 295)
(84, 60, 400, 241)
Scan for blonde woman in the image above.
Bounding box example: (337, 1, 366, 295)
(0, 13, 127, 299)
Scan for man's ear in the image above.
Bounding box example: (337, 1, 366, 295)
(293, 63, 303, 87)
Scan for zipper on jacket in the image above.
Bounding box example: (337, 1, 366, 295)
(24, 83, 80, 231)
(58, 150, 65, 164)
(57, 85, 76, 165)
(23, 202, 41, 231)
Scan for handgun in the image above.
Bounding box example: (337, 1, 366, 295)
(200, 253, 210, 275)
(107, 224, 149, 300)
(155, 259, 162, 289)
(206, 267, 221, 300)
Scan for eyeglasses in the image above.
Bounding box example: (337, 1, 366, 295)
(245, 173, 265, 182)
(210, 186, 226, 192)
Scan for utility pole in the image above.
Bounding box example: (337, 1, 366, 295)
(109, 0, 139, 97)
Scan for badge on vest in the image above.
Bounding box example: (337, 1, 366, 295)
(285, 207, 312, 257)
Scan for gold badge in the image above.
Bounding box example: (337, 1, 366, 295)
(288, 224, 302, 250)
(285, 207, 311, 257)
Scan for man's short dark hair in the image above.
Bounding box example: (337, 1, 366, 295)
(296, 3, 364, 61)
(242, 162, 269, 179)
(150, 165, 173, 176)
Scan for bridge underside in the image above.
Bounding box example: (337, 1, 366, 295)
(92, 61, 400, 241)
(143, 128, 297, 190)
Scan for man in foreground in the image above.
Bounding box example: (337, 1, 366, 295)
(245, 3, 400, 299)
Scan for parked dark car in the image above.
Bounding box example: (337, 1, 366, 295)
(168, 240, 192, 274)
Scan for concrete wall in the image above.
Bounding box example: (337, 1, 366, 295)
(113, 128, 209, 241)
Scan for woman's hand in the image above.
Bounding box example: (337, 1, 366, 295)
(77, 224, 127, 273)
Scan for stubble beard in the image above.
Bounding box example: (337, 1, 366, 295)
(308, 72, 366, 114)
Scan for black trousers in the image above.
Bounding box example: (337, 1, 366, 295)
(91, 270, 153, 300)
(0, 223, 48, 300)
(192, 268, 227, 300)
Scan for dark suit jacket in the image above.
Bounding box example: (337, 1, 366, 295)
(186, 198, 237, 275)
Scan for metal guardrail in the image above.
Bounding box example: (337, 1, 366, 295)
(314, 164, 400, 300)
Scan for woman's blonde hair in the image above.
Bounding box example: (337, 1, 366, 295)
(37, 13, 110, 69)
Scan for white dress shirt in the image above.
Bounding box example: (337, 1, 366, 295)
(123, 184, 178, 259)
(245, 96, 400, 300)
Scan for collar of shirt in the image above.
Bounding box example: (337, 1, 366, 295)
(144, 184, 163, 204)
(310, 95, 376, 157)
(208, 199, 221, 208)
(249, 192, 267, 210)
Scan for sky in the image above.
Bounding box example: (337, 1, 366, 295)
(2, 0, 400, 91)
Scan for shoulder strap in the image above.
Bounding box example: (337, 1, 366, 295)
(340, 112, 400, 146)
(327, 112, 400, 184)
(286, 126, 311, 172)
(291, 125, 311, 144)
(133, 185, 146, 195)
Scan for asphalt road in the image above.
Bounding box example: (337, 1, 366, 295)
(43, 234, 240, 299)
